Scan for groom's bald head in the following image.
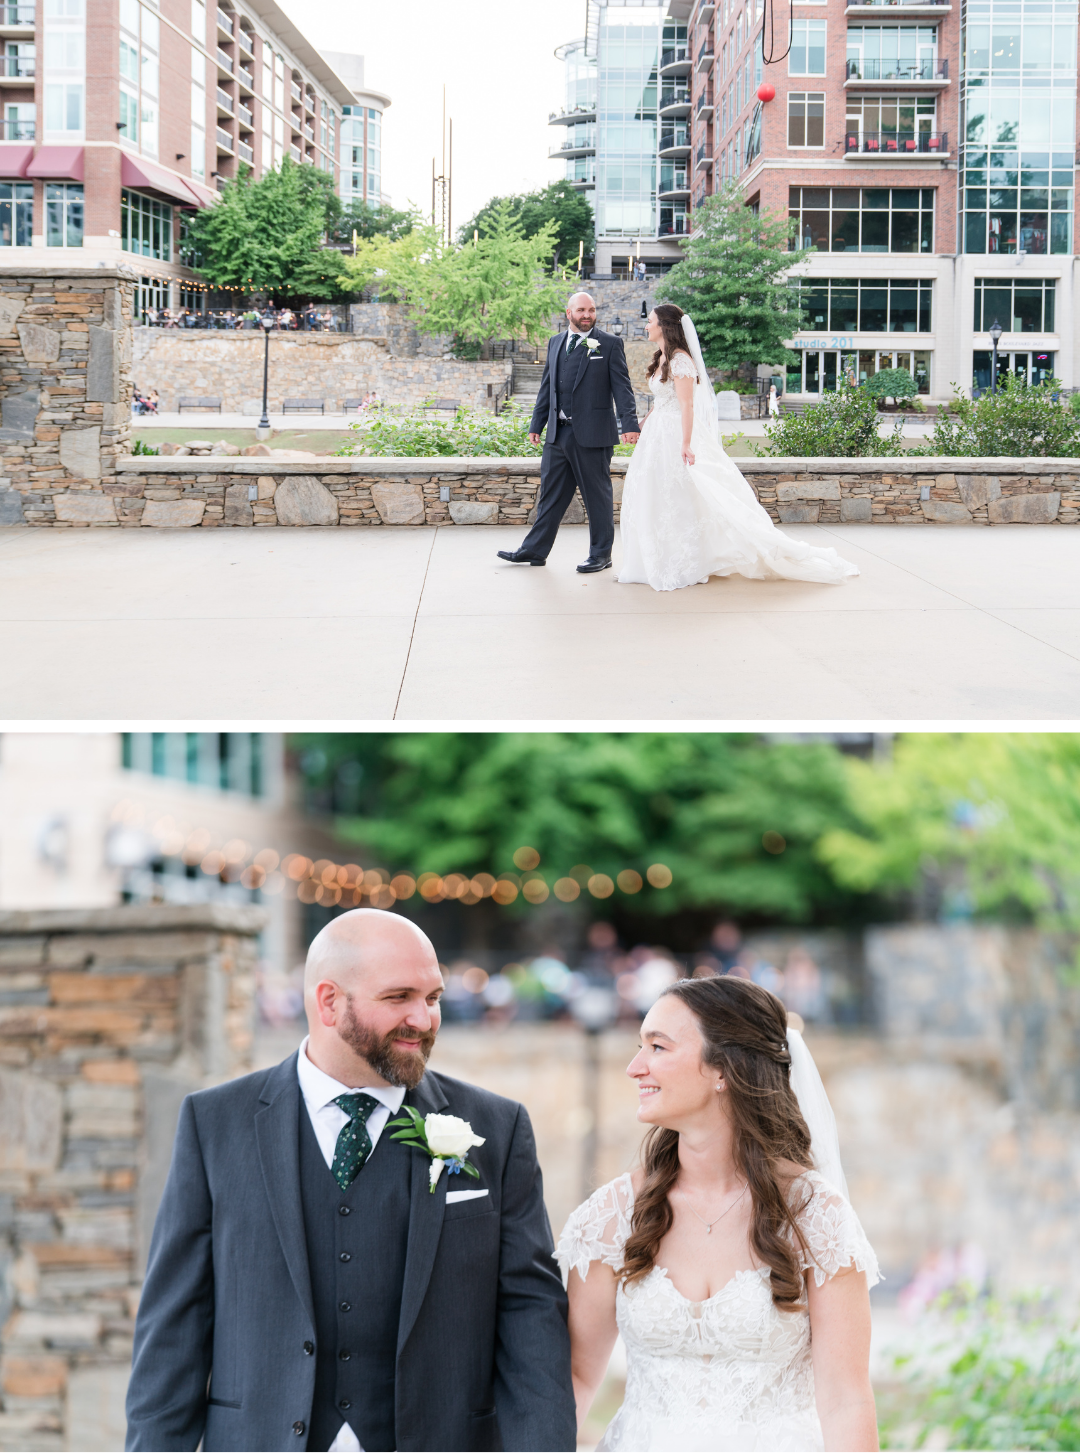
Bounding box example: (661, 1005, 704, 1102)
(566, 293, 597, 330)
(304, 908, 438, 1001)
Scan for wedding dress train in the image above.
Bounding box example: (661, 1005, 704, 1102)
(556, 1170, 881, 1452)
(617, 349, 860, 593)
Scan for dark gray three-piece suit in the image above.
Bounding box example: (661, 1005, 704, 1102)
(125, 1055, 575, 1452)
(520, 326, 640, 562)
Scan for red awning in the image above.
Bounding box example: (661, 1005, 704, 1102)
(121, 153, 202, 206)
(0, 144, 33, 177)
(26, 146, 84, 180)
(181, 176, 218, 208)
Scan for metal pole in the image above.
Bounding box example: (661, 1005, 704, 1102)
(257, 325, 271, 439)
(582, 1027, 601, 1202)
(992, 338, 998, 394)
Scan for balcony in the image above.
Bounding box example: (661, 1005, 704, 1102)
(660, 125, 691, 156)
(694, 142, 713, 170)
(549, 137, 596, 159)
(237, 103, 253, 127)
(216, 86, 233, 114)
(695, 37, 715, 71)
(237, 63, 254, 90)
(237, 28, 254, 54)
(847, 0, 949, 10)
(0, 117, 32, 138)
(844, 129, 948, 154)
(660, 43, 691, 76)
(237, 139, 253, 163)
(290, 144, 301, 162)
(549, 103, 597, 125)
(304, 92, 315, 113)
(216, 7, 232, 34)
(845, 58, 949, 85)
(290, 80, 302, 102)
(303, 123, 314, 142)
(696, 87, 715, 119)
(216, 46, 233, 74)
(658, 217, 690, 236)
(694, 0, 716, 19)
(216, 126, 234, 153)
(659, 172, 691, 198)
(566, 170, 596, 190)
(0, 54, 34, 78)
(659, 87, 692, 116)
(0, 3, 34, 29)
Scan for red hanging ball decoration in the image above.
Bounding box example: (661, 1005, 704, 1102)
(757, 82, 776, 102)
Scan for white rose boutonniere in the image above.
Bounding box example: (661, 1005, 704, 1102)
(585, 337, 600, 352)
(388, 1107, 486, 1192)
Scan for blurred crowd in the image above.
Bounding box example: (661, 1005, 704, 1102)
(257, 919, 833, 1030)
(142, 304, 342, 331)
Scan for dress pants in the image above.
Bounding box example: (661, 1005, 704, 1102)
(519, 421, 615, 561)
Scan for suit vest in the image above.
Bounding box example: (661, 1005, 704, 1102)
(555, 334, 588, 420)
(298, 1096, 412, 1452)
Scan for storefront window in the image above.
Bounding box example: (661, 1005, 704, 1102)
(972, 276, 1055, 332)
(789, 186, 934, 252)
(793, 276, 933, 331)
(971, 349, 1055, 391)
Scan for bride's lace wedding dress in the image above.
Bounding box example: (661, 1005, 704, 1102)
(618, 353, 859, 592)
(556, 1170, 881, 1452)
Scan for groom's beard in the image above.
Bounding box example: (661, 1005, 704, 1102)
(337, 994, 436, 1089)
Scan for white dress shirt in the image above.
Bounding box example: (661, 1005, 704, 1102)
(295, 1037, 406, 1453)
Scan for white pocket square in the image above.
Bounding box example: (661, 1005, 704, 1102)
(446, 1189, 489, 1204)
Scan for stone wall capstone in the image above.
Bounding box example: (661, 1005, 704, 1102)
(0, 268, 135, 527)
(0, 904, 264, 1453)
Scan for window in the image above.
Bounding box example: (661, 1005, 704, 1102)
(746, 100, 762, 162)
(845, 94, 938, 152)
(43, 0, 83, 138)
(122, 188, 171, 260)
(972, 350, 1055, 391)
(0, 181, 32, 245)
(4, 103, 34, 141)
(846, 26, 938, 81)
(972, 277, 1055, 333)
(791, 347, 931, 395)
(178, 213, 202, 267)
(122, 732, 268, 797)
(788, 92, 824, 147)
(792, 276, 933, 332)
(190, 47, 205, 176)
(789, 185, 934, 252)
(45, 181, 82, 246)
(789, 18, 826, 74)
(963, 151, 1073, 255)
(190, 0, 204, 42)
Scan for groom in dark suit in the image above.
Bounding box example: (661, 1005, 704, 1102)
(125, 910, 575, 1453)
(498, 291, 640, 573)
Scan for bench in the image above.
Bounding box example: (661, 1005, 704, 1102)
(177, 396, 222, 412)
(282, 398, 325, 414)
(422, 398, 461, 413)
(342, 398, 368, 413)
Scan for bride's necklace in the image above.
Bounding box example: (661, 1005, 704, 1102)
(679, 1180, 748, 1234)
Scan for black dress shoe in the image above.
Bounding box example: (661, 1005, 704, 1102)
(497, 549, 546, 566)
(576, 556, 613, 573)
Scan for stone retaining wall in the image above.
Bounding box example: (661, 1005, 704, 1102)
(0, 268, 135, 527)
(10, 455, 1080, 527)
(0, 904, 264, 1453)
(131, 329, 514, 415)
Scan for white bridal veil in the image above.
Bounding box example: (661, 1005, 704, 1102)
(786, 1027, 848, 1199)
(680, 313, 720, 445)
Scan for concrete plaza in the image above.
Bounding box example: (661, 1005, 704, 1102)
(1, 521, 1078, 721)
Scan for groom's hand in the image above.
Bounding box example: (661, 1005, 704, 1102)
(528, 432, 541, 445)
(621, 432, 640, 444)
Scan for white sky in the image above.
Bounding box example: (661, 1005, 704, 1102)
(278, 0, 586, 229)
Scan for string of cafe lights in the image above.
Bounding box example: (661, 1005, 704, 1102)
(108, 802, 677, 910)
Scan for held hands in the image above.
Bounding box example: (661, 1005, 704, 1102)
(681, 446, 695, 467)
(528, 432, 542, 445)
(621, 432, 640, 445)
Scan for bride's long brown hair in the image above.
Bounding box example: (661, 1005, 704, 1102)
(620, 976, 814, 1309)
(645, 302, 698, 385)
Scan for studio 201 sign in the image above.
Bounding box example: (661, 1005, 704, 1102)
(791, 335, 857, 350)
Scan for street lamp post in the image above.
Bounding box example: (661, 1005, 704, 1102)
(256, 312, 274, 441)
(569, 984, 619, 1201)
(611, 316, 624, 338)
(989, 319, 1004, 396)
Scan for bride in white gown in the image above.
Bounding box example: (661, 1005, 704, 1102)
(618, 305, 860, 592)
(556, 975, 881, 1452)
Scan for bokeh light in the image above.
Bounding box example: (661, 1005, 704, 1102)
(513, 846, 541, 870)
(646, 863, 673, 888)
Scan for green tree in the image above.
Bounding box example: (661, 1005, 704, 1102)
(817, 734, 1080, 942)
(184, 158, 344, 293)
(457, 182, 594, 267)
(343, 201, 569, 346)
(290, 733, 870, 923)
(330, 200, 417, 246)
(658, 182, 808, 377)
(865, 367, 918, 408)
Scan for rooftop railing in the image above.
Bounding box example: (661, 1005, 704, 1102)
(845, 129, 948, 151)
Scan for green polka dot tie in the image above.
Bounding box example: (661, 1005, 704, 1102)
(331, 1092, 381, 1191)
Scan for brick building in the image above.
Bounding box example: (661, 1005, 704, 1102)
(670, 0, 1079, 399)
(0, 0, 363, 318)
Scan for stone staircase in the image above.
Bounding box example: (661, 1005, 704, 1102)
(511, 360, 546, 408)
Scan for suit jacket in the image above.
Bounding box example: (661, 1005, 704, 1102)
(530, 326, 640, 447)
(125, 1055, 575, 1453)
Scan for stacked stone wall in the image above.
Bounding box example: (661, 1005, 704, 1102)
(8, 455, 1079, 527)
(130, 330, 514, 414)
(0, 905, 264, 1453)
(0, 269, 135, 527)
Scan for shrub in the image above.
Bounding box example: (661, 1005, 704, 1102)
(866, 368, 918, 407)
(754, 386, 904, 457)
(334, 400, 542, 458)
(916, 374, 1080, 457)
(131, 438, 159, 456)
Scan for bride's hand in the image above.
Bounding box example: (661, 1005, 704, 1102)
(681, 446, 695, 467)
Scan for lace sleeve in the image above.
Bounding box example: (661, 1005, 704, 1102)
(669, 351, 699, 380)
(792, 1172, 882, 1289)
(554, 1173, 633, 1286)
